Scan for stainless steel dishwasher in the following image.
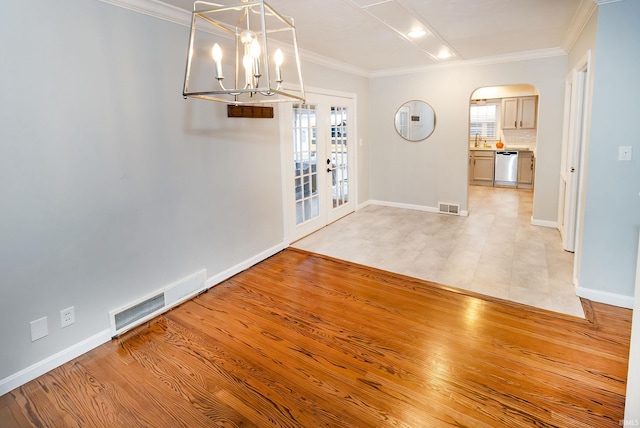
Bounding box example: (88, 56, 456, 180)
(494, 151, 518, 186)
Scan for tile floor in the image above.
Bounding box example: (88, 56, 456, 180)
(292, 185, 585, 318)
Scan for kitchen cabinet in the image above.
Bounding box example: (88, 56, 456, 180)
(469, 150, 495, 186)
(502, 96, 537, 130)
(517, 151, 535, 188)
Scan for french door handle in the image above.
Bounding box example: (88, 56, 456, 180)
(327, 168, 333, 173)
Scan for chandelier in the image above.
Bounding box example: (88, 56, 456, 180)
(182, 0, 305, 104)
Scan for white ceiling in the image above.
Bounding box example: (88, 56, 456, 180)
(161, 0, 592, 74)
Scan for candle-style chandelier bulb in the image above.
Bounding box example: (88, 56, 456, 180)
(250, 39, 261, 79)
(274, 48, 283, 85)
(182, 0, 305, 104)
(212, 43, 223, 79)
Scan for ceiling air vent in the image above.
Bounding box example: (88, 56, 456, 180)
(438, 202, 460, 215)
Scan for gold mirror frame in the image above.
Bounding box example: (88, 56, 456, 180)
(394, 100, 436, 141)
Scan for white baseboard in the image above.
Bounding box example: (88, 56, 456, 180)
(356, 200, 372, 211)
(531, 217, 558, 228)
(369, 199, 439, 213)
(367, 200, 469, 217)
(0, 243, 287, 397)
(0, 330, 112, 397)
(576, 286, 634, 309)
(206, 242, 286, 288)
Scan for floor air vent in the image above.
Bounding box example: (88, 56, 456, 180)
(438, 202, 460, 215)
(109, 269, 206, 337)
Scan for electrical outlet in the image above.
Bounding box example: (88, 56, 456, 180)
(60, 306, 75, 328)
(30, 317, 48, 342)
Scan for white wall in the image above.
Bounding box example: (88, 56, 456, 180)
(0, 0, 369, 388)
(578, 0, 640, 302)
(369, 56, 567, 221)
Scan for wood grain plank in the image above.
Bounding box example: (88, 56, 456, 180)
(0, 249, 632, 427)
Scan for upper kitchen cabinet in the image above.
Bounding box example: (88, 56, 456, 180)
(502, 96, 537, 130)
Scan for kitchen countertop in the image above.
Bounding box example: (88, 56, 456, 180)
(470, 147, 533, 152)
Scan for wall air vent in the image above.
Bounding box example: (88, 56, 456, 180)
(113, 293, 165, 333)
(108, 269, 206, 337)
(438, 202, 460, 215)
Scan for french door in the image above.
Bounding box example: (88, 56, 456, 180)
(281, 91, 356, 242)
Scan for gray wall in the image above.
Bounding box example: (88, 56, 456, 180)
(578, 0, 640, 299)
(368, 56, 567, 222)
(0, 0, 282, 379)
(0, 0, 368, 381)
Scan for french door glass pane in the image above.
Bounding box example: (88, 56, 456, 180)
(330, 106, 349, 208)
(293, 104, 319, 225)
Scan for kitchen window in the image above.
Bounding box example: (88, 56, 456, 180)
(470, 102, 500, 139)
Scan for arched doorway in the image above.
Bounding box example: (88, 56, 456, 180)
(468, 84, 539, 210)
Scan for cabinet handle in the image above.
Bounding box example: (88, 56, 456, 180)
(520, 120, 522, 127)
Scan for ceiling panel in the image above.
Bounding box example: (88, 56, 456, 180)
(162, 0, 587, 71)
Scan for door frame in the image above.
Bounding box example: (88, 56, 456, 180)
(558, 50, 591, 282)
(279, 86, 358, 245)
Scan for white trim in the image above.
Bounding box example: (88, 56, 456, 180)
(108, 269, 207, 337)
(593, 0, 623, 4)
(304, 85, 358, 99)
(0, 243, 286, 396)
(561, 0, 598, 53)
(98, 0, 574, 80)
(356, 200, 372, 211)
(98, 0, 190, 26)
(576, 286, 634, 309)
(369, 200, 469, 217)
(0, 330, 112, 396)
(299, 48, 371, 78)
(624, 232, 640, 421)
(205, 242, 286, 288)
(531, 217, 558, 228)
(369, 48, 567, 78)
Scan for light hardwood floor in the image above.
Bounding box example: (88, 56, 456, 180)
(0, 249, 631, 427)
(294, 185, 584, 317)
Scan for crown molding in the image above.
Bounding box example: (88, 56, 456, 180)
(369, 47, 567, 78)
(561, 0, 598, 53)
(98, 0, 191, 27)
(298, 49, 372, 78)
(100, 0, 372, 78)
(98, 0, 567, 79)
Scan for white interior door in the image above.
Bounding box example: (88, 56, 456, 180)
(559, 65, 588, 253)
(281, 91, 356, 242)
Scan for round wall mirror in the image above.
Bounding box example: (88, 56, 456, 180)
(394, 100, 436, 141)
